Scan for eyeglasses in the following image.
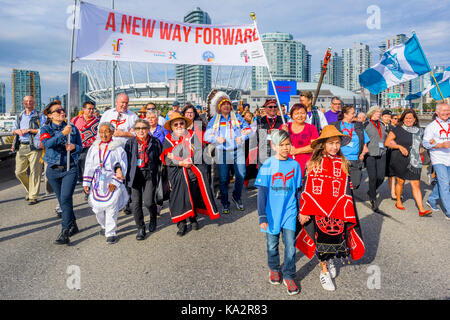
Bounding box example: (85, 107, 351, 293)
(134, 127, 149, 131)
(148, 108, 156, 111)
(172, 122, 185, 127)
(51, 108, 66, 114)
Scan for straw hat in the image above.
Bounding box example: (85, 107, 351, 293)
(310, 125, 351, 149)
(164, 112, 192, 131)
(138, 106, 147, 114)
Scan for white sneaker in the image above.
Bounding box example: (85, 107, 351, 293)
(327, 259, 337, 279)
(319, 272, 335, 291)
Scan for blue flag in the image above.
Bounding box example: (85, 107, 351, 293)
(359, 34, 431, 95)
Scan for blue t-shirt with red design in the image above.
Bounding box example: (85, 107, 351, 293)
(255, 157, 302, 235)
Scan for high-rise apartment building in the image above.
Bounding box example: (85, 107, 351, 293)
(175, 8, 212, 105)
(12, 69, 41, 113)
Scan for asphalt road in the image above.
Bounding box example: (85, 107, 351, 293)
(0, 157, 449, 300)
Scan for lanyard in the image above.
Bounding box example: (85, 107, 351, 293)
(371, 120, 382, 139)
(266, 116, 277, 133)
(98, 141, 110, 167)
(341, 121, 354, 138)
(435, 119, 450, 138)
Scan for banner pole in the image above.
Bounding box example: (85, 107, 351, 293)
(66, 0, 77, 170)
(111, 0, 116, 110)
(250, 12, 285, 124)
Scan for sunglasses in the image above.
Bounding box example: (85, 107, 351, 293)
(266, 105, 277, 109)
(135, 127, 149, 131)
(51, 108, 66, 114)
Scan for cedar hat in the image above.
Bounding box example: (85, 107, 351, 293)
(164, 112, 192, 131)
(310, 125, 351, 149)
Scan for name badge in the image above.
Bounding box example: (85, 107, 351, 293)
(100, 174, 106, 181)
(347, 141, 354, 148)
(137, 159, 143, 166)
(379, 142, 385, 149)
(267, 134, 272, 141)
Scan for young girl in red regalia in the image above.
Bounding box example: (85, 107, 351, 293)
(296, 125, 365, 291)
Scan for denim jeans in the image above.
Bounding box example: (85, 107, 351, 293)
(217, 148, 246, 207)
(266, 228, 296, 280)
(428, 164, 450, 216)
(46, 165, 78, 230)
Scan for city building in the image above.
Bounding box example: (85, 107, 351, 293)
(0, 83, 6, 114)
(252, 32, 310, 91)
(175, 8, 212, 105)
(342, 43, 371, 92)
(12, 69, 42, 113)
(70, 71, 90, 110)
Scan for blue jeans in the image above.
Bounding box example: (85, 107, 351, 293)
(266, 229, 296, 280)
(217, 148, 246, 207)
(46, 165, 78, 229)
(428, 164, 450, 216)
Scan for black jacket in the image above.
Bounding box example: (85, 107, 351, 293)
(124, 136, 162, 188)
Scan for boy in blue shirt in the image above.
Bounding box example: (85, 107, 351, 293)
(255, 130, 302, 295)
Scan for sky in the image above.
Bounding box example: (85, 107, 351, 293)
(1, 0, 449, 111)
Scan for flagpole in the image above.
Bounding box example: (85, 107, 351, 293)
(250, 12, 286, 124)
(66, 0, 77, 170)
(413, 32, 445, 101)
(430, 71, 445, 101)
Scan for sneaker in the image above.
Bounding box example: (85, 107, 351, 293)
(269, 270, 282, 285)
(426, 201, 439, 211)
(319, 272, 335, 291)
(232, 196, 245, 211)
(283, 279, 300, 295)
(55, 206, 62, 218)
(106, 236, 118, 244)
(327, 259, 337, 279)
(28, 199, 38, 205)
(222, 206, 230, 215)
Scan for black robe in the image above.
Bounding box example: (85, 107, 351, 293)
(160, 130, 219, 223)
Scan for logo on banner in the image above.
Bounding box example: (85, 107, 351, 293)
(112, 38, 123, 57)
(168, 51, 177, 60)
(240, 50, 249, 63)
(112, 38, 123, 52)
(202, 51, 215, 62)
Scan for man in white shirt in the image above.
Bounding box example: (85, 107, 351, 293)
(299, 91, 328, 133)
(99, 93, 138, 146)
(423, 103, 450, 219)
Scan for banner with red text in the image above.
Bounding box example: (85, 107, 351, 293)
(76, 1, 268, 67)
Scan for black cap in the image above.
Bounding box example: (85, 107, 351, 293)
(382, 109, 392, 116)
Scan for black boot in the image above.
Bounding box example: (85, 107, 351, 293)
(54, 229, 70, 245)
(177, 222, 187, 237)
(136, 227, 146, 241)
(148, 218, 157, 233)
(68, 222, 79, 237)
(190, 217, 199, 231)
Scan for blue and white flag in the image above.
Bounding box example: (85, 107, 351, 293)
(406, 67, 450, 100)
(359, 34, 431, 95)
